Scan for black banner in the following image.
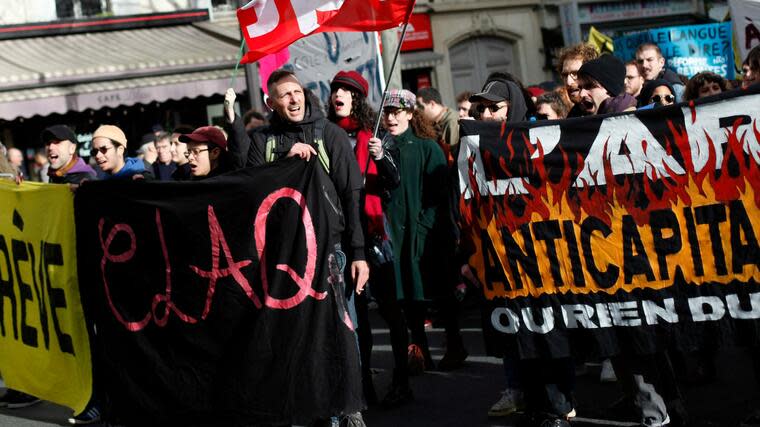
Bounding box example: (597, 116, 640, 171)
(457, 85, 760, 359)
(75, 159, 362, 426)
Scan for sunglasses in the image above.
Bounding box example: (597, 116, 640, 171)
(651, 94, 675, 104)
(90, 145, 114, 157)
(476, 103, 507, 114)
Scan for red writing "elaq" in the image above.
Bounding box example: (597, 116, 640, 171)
(97, 187, 322, 332)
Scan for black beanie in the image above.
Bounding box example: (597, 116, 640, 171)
(578, 54, 626, 97)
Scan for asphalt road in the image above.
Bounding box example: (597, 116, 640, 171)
(2, 308, 759, 427)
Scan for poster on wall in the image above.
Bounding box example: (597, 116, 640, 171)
(613, 22, 735, 79)
(286, 32, 384, 108)
(729, 0, 760, 64)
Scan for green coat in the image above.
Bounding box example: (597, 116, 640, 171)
(384, 128, 447, 301)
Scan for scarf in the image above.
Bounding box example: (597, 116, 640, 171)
(337, 117, 386, 240)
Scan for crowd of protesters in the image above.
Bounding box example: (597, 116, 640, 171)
(1, 40, 760, 427)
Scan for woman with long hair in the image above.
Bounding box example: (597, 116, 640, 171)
(378, 89, 448, 382)
(328, 71, 412, 407)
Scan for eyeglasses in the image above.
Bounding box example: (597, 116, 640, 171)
(90, 145, 114, 157)
(184, 148, 209, 159)
(476, 103, 507, 114)
(382, 108, 406, 117)
(561, 71, 578, 81)
(650, 94, 675, 104)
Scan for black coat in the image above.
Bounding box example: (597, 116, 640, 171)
(227, 99, 365, 261)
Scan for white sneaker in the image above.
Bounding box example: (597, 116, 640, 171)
(600, 358, 617, 382)
(487, 388, 524, 417)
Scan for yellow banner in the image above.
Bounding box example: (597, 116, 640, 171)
(0, 181, 91, 413)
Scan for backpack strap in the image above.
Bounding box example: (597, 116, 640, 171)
(313, 119, 330, 175)
(265, 135, 277, 163)
(264, 121, 330, 175)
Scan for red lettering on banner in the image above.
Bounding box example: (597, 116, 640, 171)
(190, 206, 260, 318)
(97, 187, 324, 331)
(98, 209, 197, 332)
(255, 187, 324, 309)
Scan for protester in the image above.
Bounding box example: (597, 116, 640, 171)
(741, 44, 760, 89)
(469, 75, 531, 419)
(624, 60, 645, 98)
(456, 91, 473, 120)
(31, 151, 49, 183)
(244, 70, 368, 286)
(417, 87, 460, 147)
(638, 79, 676, 108)
(378, 89, 450, 377)
(576, 54, 637, 114)
(534, 91, 568, 120)
(469, 76, 528, 123)
(243, 108, 269, 131)
(7, 147, 27, 178)
(235, 69, 368, 425)
(0, 143, 16, 179)
(151, 131, 177, 181)
(684, 71, 729, 101)
(91, 125, 154, 180)
(170, 125, 194, 180)
(44, 125, 97, 185)
(415, 86, 470, 372)
(326, 70, 414, 408)
(635, 42, 685, 101)
(136, 133, 158, 164)
(557, 43, 600, 118)
(179, 126, 233, 179)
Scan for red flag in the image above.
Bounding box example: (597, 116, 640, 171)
(237, 0, 415, 64)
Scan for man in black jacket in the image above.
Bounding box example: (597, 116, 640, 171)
(239, 69, 369, 294)
(43, 125, 97, 185)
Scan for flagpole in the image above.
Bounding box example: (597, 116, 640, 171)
(372, 15, 412, 138)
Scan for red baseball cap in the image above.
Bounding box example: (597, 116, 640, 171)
(179, 126, 227, 150)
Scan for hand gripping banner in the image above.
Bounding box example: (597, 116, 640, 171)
(74, 160, 362, 426)
(457, 86, 760, 359)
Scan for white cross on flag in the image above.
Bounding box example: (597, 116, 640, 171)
(237, 0, 416, 64)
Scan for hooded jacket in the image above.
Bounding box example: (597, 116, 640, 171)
(658, 68, 685, 101)
(245, 97, 365, 262)
(503, 80, 528, 123)
(106, 157, 154, 181)
(637, 79, 676, 108)
(48, 156, 96, 184)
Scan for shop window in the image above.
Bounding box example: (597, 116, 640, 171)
(212, 0, 238, 11)
(56, 0, 105, 19)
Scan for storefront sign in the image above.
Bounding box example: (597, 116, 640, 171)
(613, 22, 735, 79)
(400, 13, 434, 52)
(577, 0, 695, 24)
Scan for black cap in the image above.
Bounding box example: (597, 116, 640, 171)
(42, 125, 78, 145)
(578, 54, 626, 97)
(469, 80, 509, 103)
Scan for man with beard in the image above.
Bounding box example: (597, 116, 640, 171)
(43, 125, 96, 185)
(635, 43, 685, 102)
(238, 68, 368, 426)
(557, 43, 599, 118)
(625, 60, 645, 98)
